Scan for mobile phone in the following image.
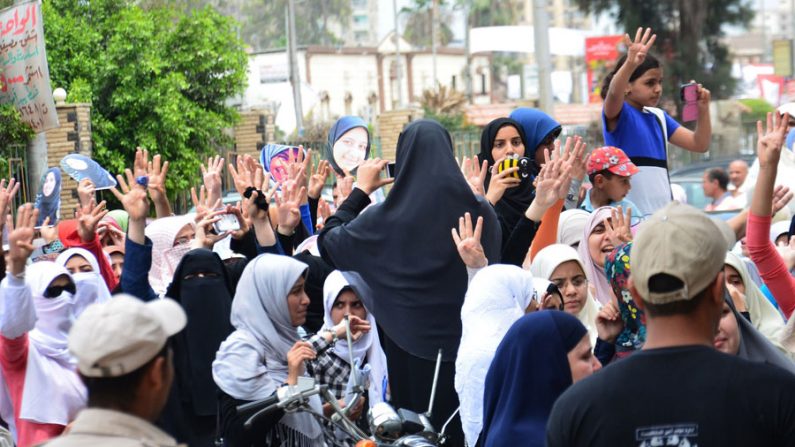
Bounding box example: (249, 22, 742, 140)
(384, 162, 396, 179)
(213, 212, 241, 234)
(680, 82, 699, 122)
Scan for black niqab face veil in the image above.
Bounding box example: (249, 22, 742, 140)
(165, 248, 234, 415)
(319, 119, 502, 361)
(479, 117, 536, 231)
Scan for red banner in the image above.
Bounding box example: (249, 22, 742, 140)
(585, 35, 624, 104)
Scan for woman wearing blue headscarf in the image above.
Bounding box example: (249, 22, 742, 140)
(325, 116, 371, 176)
(479, 311, 601, 447)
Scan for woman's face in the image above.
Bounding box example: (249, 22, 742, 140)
(724, 265, 745, 296)
(333, 127, 369, 172)
(110, 252, 124, 282)
(270, 154, 291, 185)
(287, 276, 310, 326)
(42, 172, 57, 197)
(173, 224, 195, 247)
(490, 125, 525, 162)
(330, 289, 367, 325)
(567, 334, 601, 383)
(550, 261, 589, 315)
(714, 302, 741, 356)
(65, 255, 93, 275)
(587, 220, 614, 269)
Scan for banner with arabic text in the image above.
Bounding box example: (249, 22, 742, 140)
(0, 1, 58, 132)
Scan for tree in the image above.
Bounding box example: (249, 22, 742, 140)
(402, 0, 454, 48)
(419, 84, 468, 129)
(573, 0, 754, 101)
(42, 0, 248, 197)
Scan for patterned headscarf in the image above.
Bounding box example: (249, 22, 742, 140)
(605, 242, 646, 357)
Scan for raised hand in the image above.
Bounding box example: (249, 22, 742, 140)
(525, 148, 572, 221)
(227, 204, 250, 240)
(191, 186, 214, 222)
(356, 158, 394, 195)
(201, 155, 225, 205)
(0, 178, 20, 233)
(308, 158, 331, 200)
(147, 153, 170, 198)
(462, 156, 488, 197)
(7, 204, 38, 275)
(110, 169, 150, 222)
(39, 216, 59, 244)
(192, 209, 229, 249)
(451, 212, 487, 269)
(605, 205, 633, 245)
(560, 136, 589, 183)
(229, 154, 257, 196)
(76, 198, 109, 243)
(623, 27, 656, 68)
(335, 172, 354, 206)
(77, 178, 96, 209)
(317, 198, 332, 230)
(757, 112, 788, 168)
(275, 181, 306, 235)
(772, 185, 794, 216)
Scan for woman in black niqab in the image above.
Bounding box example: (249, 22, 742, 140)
(319, 119, 501, 445)
(159, 248, 235, 447)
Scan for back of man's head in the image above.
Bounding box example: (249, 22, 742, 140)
(706, 168, 729, 191)
(629, 202, 726, 319)
(69, 295, 186, 421)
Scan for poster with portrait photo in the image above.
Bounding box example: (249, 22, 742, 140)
(34, 167, 61, 227)
(59, 154, 117, 190)
(260, 144, 305, 188)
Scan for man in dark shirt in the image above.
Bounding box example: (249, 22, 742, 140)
(547, 202, 795, 447)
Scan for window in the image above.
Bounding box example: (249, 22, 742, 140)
(353, 15, 368, 27)
(451, 75, 456, 90)
(480, 74, 487, 94)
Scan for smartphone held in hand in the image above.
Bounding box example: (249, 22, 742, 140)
(680, 82, 699, 122)
(384, 162, 396, 179)
(213, 213, 241, 234)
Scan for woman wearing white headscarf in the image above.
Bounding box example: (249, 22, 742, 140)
(531, 244, 600, 347)
(213, 254, 325, 447)
(556, 209, 590, 248)
(577, 207, 616, 305)
(55, 248, 112, 317)
(0, 262, 87, 446)
(144, 215, 196, 296)
(313, 270, 387, 414)
(455, 264, 536, 447)
(725, 252, 786, 345)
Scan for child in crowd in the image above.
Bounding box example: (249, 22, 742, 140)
(601, 27, 711, 217)
(581, 146, 640, 222)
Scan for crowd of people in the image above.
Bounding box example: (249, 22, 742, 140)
(0, 26, 794, 447)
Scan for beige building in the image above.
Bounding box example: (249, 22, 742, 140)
(241, 33, 492, 134)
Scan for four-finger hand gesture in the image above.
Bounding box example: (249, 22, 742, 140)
(276, 182, 305, 235)
(451, 212, 487, 269)
(77, 198, 109, 243)
(201, 155, 225, 203)
(462, 156, 488, 197)
(0, 178, 20, 233)
(308, 158, 330, 200)
(147, 153, 170, 198)
(7, 204, 38, 273)
(623, 27, 656, 68)
(110, 169, 150, 222)
(757, 112, 788, 168)
(605, 205, 633, 245)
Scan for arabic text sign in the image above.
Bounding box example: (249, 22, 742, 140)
(0, 1, 58, 132)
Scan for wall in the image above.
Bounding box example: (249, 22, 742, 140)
(376, 108, 424, 161)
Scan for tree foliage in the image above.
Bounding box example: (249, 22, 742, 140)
(42, 0, 248, 195)
(419, 84, 468, 129)
(573, 0, 754, 101)
(402, 0, 454, 48)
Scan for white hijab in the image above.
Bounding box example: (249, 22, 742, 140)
(213, 254, 323, 445)
(55, 248, 112, 317)
(5, 262, 87, 426)
(321, 270, 387, 408)
(530, 243, 600, 347)
(557, 209, 590, 247)
(455, 264, 535, 447)
(145, 215, 195, 296)
(725, 252, 786, 344)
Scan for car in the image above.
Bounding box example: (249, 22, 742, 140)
(669, 175, 742, 221)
